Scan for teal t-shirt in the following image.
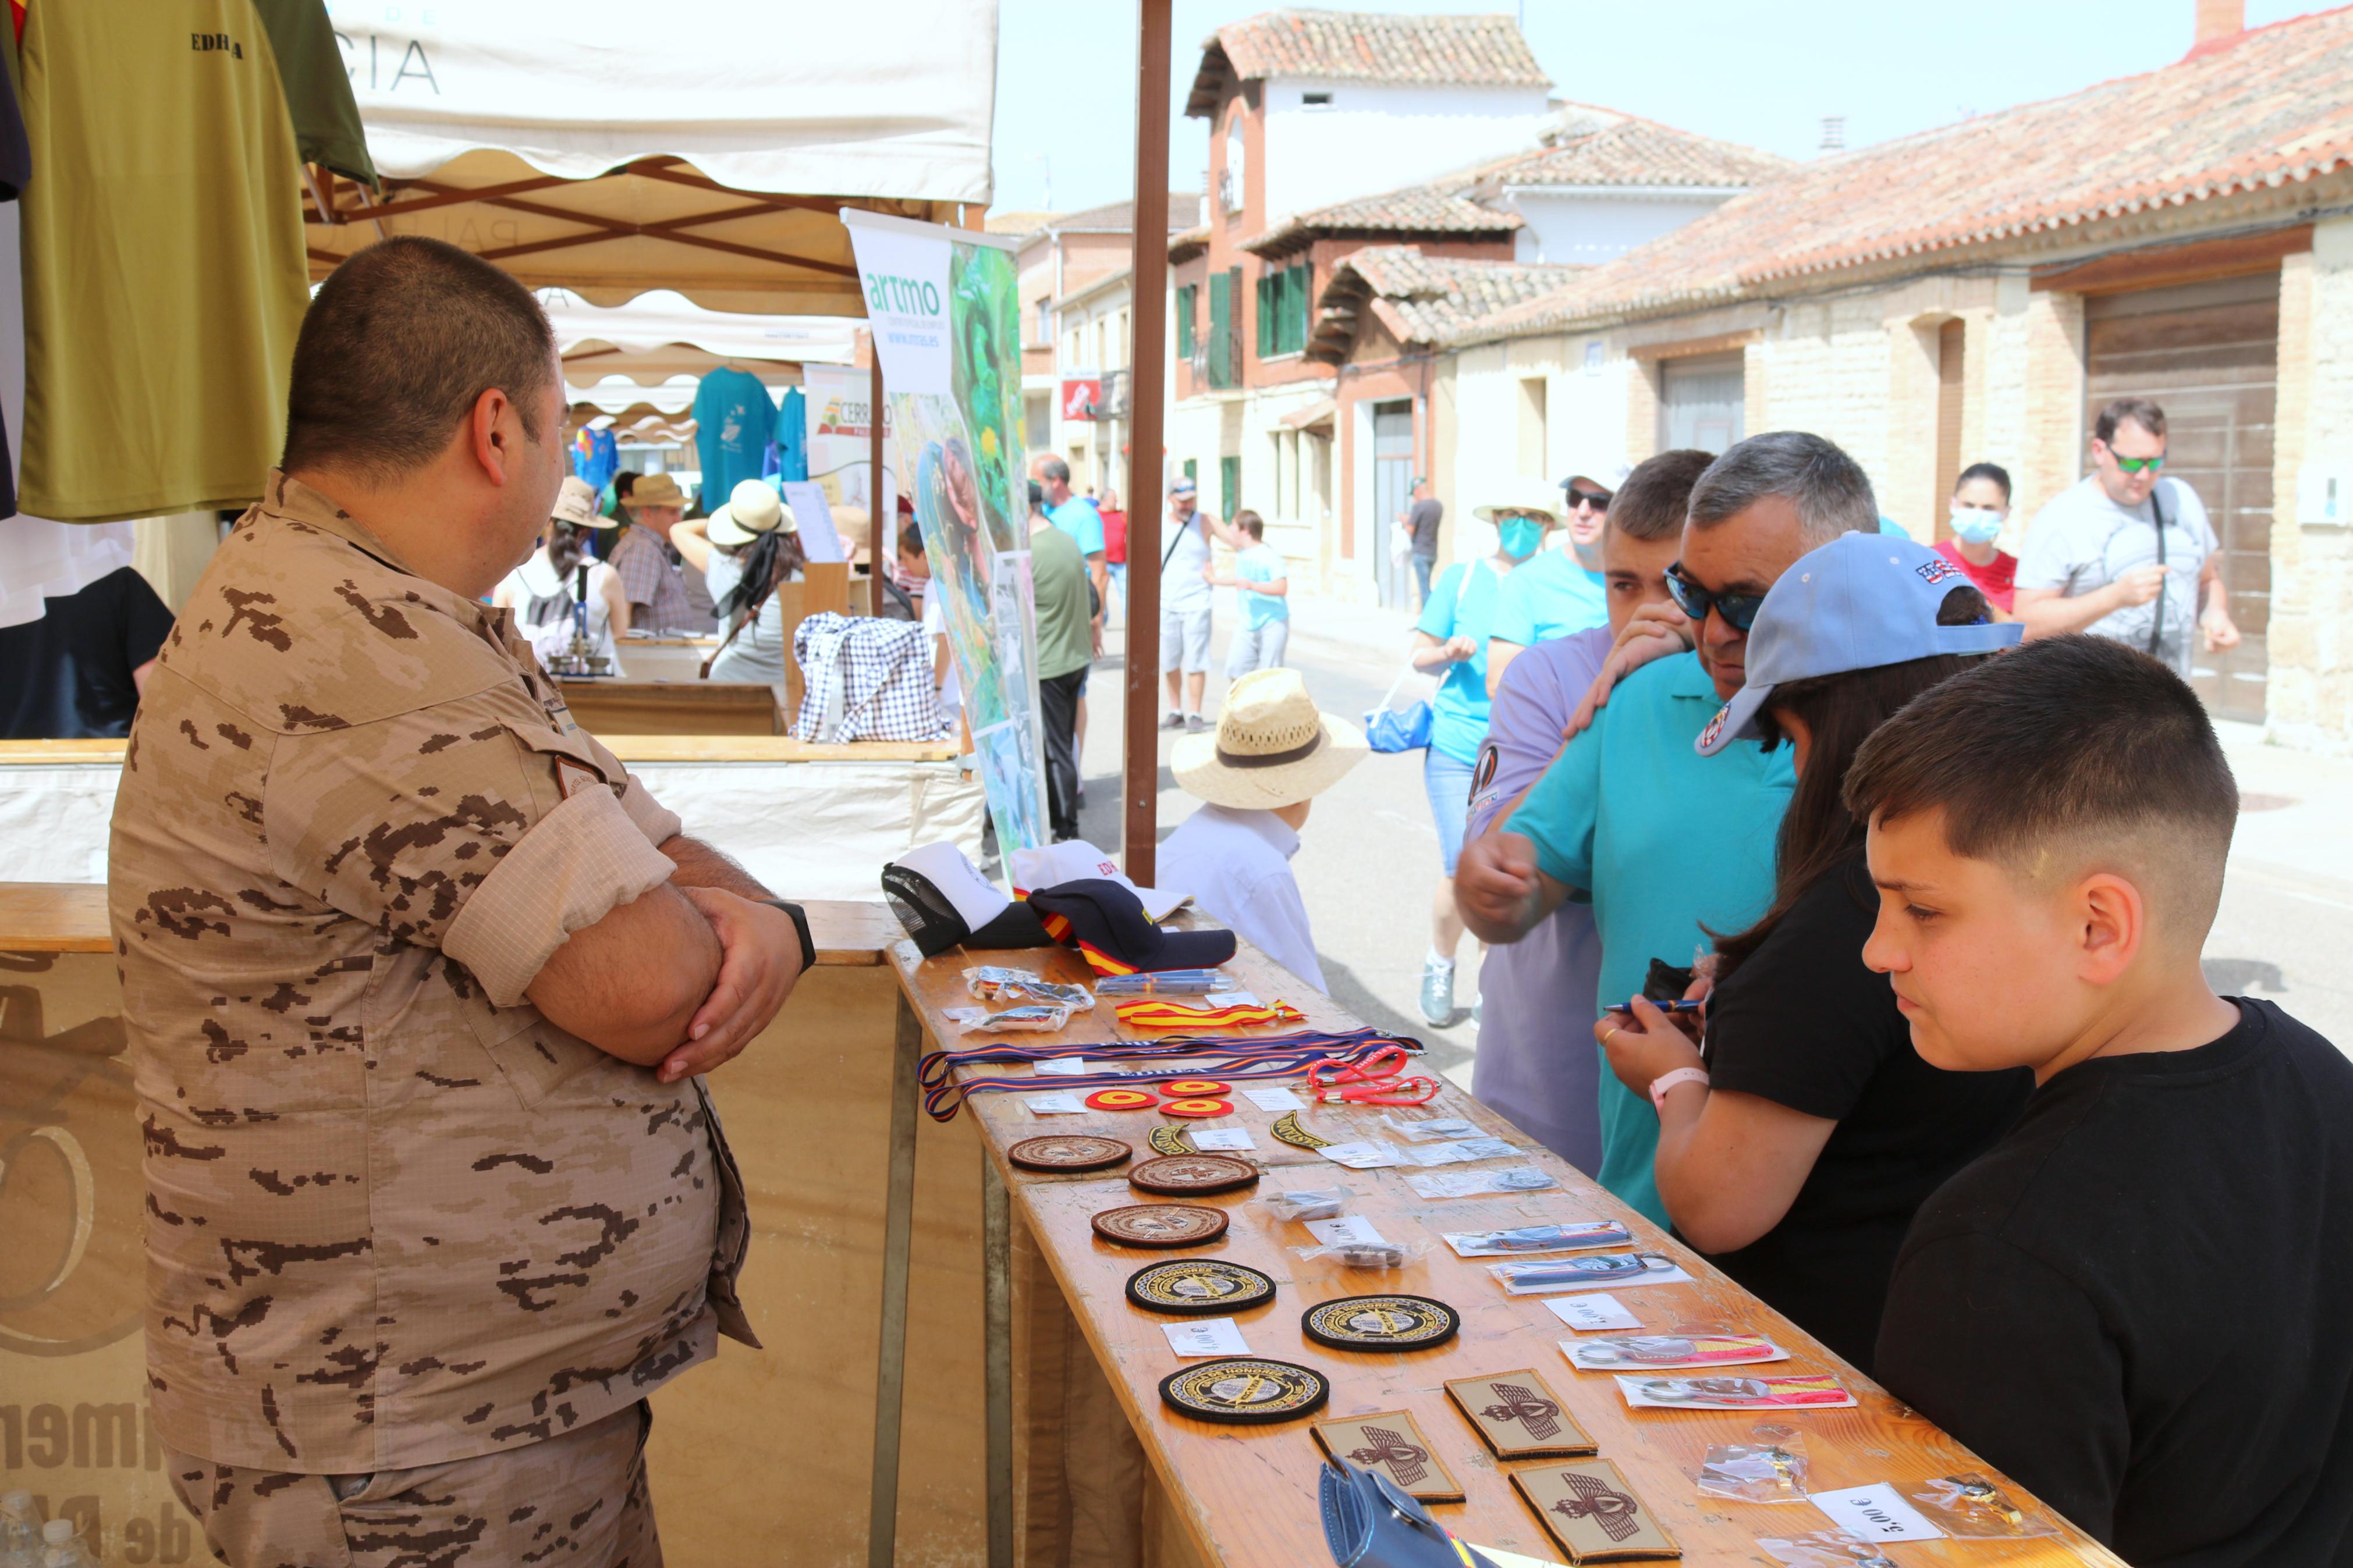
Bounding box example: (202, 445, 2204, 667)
(1505, 650, 1796, 1225)
(1049, 496, 1105, 556)
(1490, 547, 1607, 648)
(1415, 559, 1504, 765)
(1236, 542, 1289, 628)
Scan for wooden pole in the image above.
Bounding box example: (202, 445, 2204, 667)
(1123, 0, 1172, 884)
(869, 349, 887, 615)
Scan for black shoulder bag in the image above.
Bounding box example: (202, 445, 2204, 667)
(2145, 483, 2169, 658)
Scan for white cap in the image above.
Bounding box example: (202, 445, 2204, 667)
(1007, 840, 1190, 922)
(42, 1520, 74, 1544)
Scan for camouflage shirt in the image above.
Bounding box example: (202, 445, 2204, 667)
(109, 472, 754, 1473)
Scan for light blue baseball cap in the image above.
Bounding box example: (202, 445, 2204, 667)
(1694, 532, 2022, 757)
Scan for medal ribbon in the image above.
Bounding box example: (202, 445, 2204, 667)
(1113, 998, 1307, 1030)
(920, 1028, 1421, 1122)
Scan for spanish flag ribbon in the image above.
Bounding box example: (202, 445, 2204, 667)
(1115, 998, 1307, 1031)
(1036, 910, 1141, 976)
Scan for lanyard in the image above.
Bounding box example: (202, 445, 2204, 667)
(1113, 998, 1307, 1031)
(920, 1028, 1421, 1122)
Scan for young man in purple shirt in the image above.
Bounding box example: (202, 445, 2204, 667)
(1464, 451, 1714, 1169)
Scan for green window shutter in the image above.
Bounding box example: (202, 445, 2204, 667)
(1176, 285, 1195, 359)
(1256, 273, 1273, 357)
(1207, 271, 1232, 389)
(1220, 455, 1240, 524)
(1290, 264, 1312, 354)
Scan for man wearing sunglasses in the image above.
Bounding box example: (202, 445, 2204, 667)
(2014, 397, 2238, 679)
(1456, 431, 1875, 1224)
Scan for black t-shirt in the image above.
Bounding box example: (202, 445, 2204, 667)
(1406, 497, 1443, 557)
(0, 567, 176, 738)
(1878, 1000, 2353, 1567)
(1697, 855, 2031, 1371)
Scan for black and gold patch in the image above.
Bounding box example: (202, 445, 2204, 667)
(1301, 1294, 1460, 1352)
(1159, 1358, 1329, 1425)
(1271, 1111, 1331, 1150)
(1126, 1258, 1277, 1315)
(1147, 1125, 1193, 1157)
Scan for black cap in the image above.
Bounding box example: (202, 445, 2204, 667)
(1025, 879, 1236, 975)
(879, 846, 1052, 958)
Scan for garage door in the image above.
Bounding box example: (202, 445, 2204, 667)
(2084, 272, 2279, 723)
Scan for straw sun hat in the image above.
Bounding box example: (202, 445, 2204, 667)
(1471, 479, 1564, 526)
(629, 472, 686, 510)
(1172, 667, 1368, 810)
(706, 479, 797, 547)
(550, 476, 614, 529)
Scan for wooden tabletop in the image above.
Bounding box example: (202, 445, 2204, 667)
(890, 935, 2125, 1568)
(0, 883, 899, 966)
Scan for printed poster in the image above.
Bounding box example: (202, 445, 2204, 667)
(800, 362, 898, 522)
(842, 210, 1048, 854)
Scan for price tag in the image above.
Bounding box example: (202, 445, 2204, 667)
(1545, 1292, 1641, 1332)
(1304, 1215, 1387, 1247)
(1162, 1317, 1252, 1358)
(1031, 1058, 1091, 1076)
(1023, 1093, 1088, 1115)
(1240, 1086, 1305, 1112)
(1190, 1128, 1258, 1152)
(1316, 1140, 1402, 1169)
(1810, 1486, 1947, 1543)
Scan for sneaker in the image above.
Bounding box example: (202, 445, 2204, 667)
(1186, 713, 1208, 733)
(1161, 712, 1186, 731)
(1471, 997, 1482, 1028)
(1418, 961, 1456, 1027)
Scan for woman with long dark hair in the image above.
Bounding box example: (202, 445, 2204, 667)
(1597, 534, 2032, 1371)
(672, 479, 807, 684)
(494, 476, 630, 672)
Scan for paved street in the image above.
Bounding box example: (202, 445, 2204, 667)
(1070, 585, 2353, 1087)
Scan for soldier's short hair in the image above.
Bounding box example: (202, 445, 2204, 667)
(283, 236, 557, 482)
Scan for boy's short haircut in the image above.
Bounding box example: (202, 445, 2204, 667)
(1607, 449, 1715, 542)
(1234, 509, 1264, 540)
(899, 522, 925, 557)
(1844, 635, 2237, 939)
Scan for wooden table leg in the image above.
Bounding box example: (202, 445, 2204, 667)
(868, 990, 925, 1567)
(983, 1153, 1014, 1568)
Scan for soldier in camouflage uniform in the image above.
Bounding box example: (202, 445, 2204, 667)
(108, 237, 808, 1567)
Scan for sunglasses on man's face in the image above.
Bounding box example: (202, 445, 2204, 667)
(1665, 561, 1767, 632)
(2102, 446, 2166, 474)
(1566, 488, 1612, 511)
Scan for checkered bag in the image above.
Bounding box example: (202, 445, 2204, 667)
(792, 613, 951, 742)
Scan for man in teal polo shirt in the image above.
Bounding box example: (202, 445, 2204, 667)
(1455, 432, 1880, 1225)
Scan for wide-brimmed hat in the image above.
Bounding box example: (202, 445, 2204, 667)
(1173, 667, 1367, 810)
(629, 472, 685, 510)
(707, 479, 795, 547)
(1471, 481, 1563, 526)
(551, 476, 613, 529)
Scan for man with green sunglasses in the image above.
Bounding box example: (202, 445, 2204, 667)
(2015, 397, 2238, 680)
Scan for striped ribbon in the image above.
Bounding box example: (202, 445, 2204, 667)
(919, 1028, 1422, 1123)
(1034, 911, 1140, 975)
(1114, 998, 1307, 1031)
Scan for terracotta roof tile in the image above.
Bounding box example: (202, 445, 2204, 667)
(1308, 246, 1585, 358)
(1189, 8, 1546, 115)
(1245, 179, 1521, 257)
(1481, 118, 1793, 191)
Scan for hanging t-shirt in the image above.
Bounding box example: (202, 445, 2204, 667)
(774, 387, 809, 483)
(0, 566, 175, 739)
(572, 428, 618, 492)
(693, 367, 781, 507)
(19, 0, 308, 521)
(250, 0, 375, 184)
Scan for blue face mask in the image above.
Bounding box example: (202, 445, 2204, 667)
(1498, 518, 1546, 560)
(1949, 506, 2005, 545)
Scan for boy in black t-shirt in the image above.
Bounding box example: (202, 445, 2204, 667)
(1847, 635, 2353, 1568)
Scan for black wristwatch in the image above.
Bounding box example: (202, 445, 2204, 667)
(762, 899, 816, 972)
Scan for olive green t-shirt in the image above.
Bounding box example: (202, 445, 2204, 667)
(1029, 521, 1094, 681)
(20, 0, 310, 522)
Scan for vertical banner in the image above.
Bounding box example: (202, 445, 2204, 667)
(842, 211, 1048, 856)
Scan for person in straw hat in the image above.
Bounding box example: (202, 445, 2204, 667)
(492, 474, 628, 673)
(1156, 667, 1367, 993)
(606, 468, 696, 633)
(670, 478, 804, 685)
(1406, 477, 1563, 1027)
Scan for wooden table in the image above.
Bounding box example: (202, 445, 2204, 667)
(885, 931, 2125, 1568)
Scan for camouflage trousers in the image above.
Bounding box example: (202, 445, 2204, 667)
(164, 1401, 660, 1568)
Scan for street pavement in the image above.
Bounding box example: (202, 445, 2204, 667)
(1070, 585, 2353, 1085)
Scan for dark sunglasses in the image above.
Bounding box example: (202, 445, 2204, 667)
(1665, 561, 1767, 632)
(1566, 486, 1613, 510)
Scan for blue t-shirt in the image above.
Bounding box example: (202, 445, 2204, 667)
(1414, 559, 1504, 765)
(571, 427, 617, 491)
(1506, 650, 1796, 1225)
(774, 387, 809, 483)
(1236, 542, 1289, 628)
(692, 366, 781, 507)
(1490, 547, 1607, 648)
(1048, 496, 1105, 556)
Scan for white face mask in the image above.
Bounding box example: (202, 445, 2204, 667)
(1949, 506, 2005, 545)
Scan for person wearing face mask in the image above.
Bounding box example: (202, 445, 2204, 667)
(1406, 483, 1557, 1026)
(1935, 463, 2020, 616)
(1486, 472, 1612, 698)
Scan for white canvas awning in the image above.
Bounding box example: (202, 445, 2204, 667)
(541, 289, 860, 365)
(306, 1, 998, 314)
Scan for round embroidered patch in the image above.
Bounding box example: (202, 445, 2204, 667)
(1092, 1203, 1230, 1249)
(1128, 1154, 1259, 1196)
(1126, 1258, 1277, 1315)
(1085, 1089, 1160, 1111)
(1301, 1295, 1461, 1352)
(1159, 1097, 1234, 1119)
(1159, 1079, 1231, 1097)
(1006, 1135, 1131, 1173)
(1159, 1359, 1330, 1424)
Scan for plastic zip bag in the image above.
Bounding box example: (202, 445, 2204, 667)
(963, 966, 1094, 1008)
(939, 1003, 1074, 1034)
(1907, 1475, 2059, 1538)
(1407, 1166, 1558, 1199)
(1698, 1427, 1809, 1503)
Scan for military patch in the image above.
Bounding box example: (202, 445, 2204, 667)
(1311, 1409, 1463, 1501)
(1301, 1294, 1460, 1352)
(1148, 1125, 1193, 1156)
(554, 756, 602, 799)
(1160, 1097, 1234, 1119)
(1085, 1089, 1159, 1111)
(1129, 1153, 1259, 1195)
(1126, 1258, 1277, 1315)
(1271, 1111, 1332, 1150)
(1511, 1458, 1681, 1563)
(1159, 1079, 1231, 1096)
(1006, 1135, 1131, 1173)
(1159, 1359, 1329, 1425)
(1091, 1203, 1229, 1249)
(1445, 1370, 1596, 1459)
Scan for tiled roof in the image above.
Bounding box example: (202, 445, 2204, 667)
(1462, 7, 2353, 340)
(1188, 8, 1546, 116)
(1244, 180, 1521, 258)
(1307, 246, 1585, 360)
(1480, 115, 1792, 191)
(991, 195, 1200, 240)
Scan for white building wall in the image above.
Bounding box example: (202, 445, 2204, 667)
(1756, 298, 1898, 502)
(1259, 79, 1552, 220)
(1508, 191, 1737, 265)
(1446, 333, 1630, 566)
(2269, 217, 2353, 752)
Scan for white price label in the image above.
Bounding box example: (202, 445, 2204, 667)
(1545, 1293, 1641, 1332)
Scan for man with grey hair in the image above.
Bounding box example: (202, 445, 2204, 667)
(1454, 431, 1872, 1223)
